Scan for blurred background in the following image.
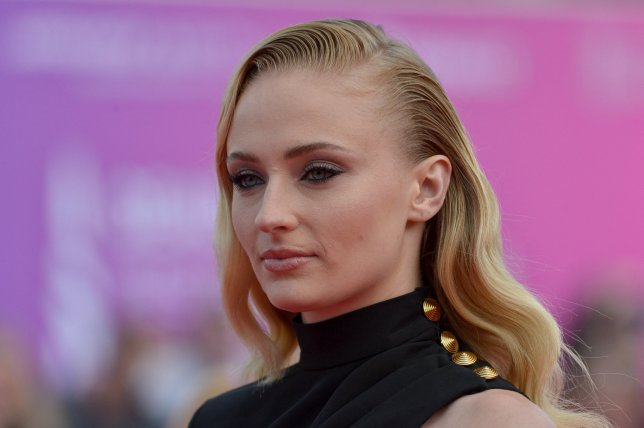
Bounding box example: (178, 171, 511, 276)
(1, 0, 643, 427)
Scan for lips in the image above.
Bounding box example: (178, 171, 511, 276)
(259, 248, 316, 273)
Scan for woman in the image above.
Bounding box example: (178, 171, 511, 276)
(189, 19, 609, 427)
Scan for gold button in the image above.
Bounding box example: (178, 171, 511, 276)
(474, 365, 499, 380)
(423, 298, 441, 322)
(451, 351, 477, 366)
(440, 331, 459, 353)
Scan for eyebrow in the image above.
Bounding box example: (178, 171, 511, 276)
(284, 141, 352, 159)
(227, 141, 352, 163)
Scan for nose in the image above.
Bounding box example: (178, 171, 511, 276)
(255, 180, 299, 233)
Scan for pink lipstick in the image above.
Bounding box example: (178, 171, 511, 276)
(260, 249, 315, 273)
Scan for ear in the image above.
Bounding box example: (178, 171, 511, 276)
(408, 155, 452, 223)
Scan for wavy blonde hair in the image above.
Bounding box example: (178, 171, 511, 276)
(214, 19, 609, 428)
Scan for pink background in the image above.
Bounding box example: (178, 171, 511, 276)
(1, 1, 643, 393)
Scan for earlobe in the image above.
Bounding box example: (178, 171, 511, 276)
(409, 155, 451, 223)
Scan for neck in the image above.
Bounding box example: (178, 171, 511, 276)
(294, 287, 437, 369)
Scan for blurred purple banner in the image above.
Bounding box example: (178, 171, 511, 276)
(1, 1, 643, 393)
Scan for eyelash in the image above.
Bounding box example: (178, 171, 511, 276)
(301, 162, 343, 183)
(229, 170, 264, 191)
(229, 162, 344, 191)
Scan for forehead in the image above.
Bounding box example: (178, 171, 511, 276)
(227, 67, 398, 156)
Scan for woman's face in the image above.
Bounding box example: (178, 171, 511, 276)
(226, 68, 426, 322)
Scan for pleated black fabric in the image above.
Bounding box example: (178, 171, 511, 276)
(189, 288, 521, 428)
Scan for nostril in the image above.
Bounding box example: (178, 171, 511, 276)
(256, 212, 298, 233)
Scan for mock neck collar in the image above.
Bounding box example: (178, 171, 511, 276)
(292, 287, 438, 370)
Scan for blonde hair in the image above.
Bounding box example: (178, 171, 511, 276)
(214, 19, 609, 428)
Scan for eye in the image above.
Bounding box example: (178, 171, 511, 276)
(229, 170, 264, 191)
(301, 162, 344, 184)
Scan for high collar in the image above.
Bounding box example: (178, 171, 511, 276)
(292, 287, 439, 370)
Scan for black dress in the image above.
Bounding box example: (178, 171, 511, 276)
(189, 287, 522, 428)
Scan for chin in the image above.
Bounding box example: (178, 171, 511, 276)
(262, 283, 319, 314)
(266, 294, 310, 314)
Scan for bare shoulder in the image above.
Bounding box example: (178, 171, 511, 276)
(422, 389, 555, 428)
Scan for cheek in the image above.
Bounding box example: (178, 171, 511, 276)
(318, 180, 407, 252)
(231, 199, 255, 250)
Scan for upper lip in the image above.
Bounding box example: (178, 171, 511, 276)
(259, 248, 315, 260)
